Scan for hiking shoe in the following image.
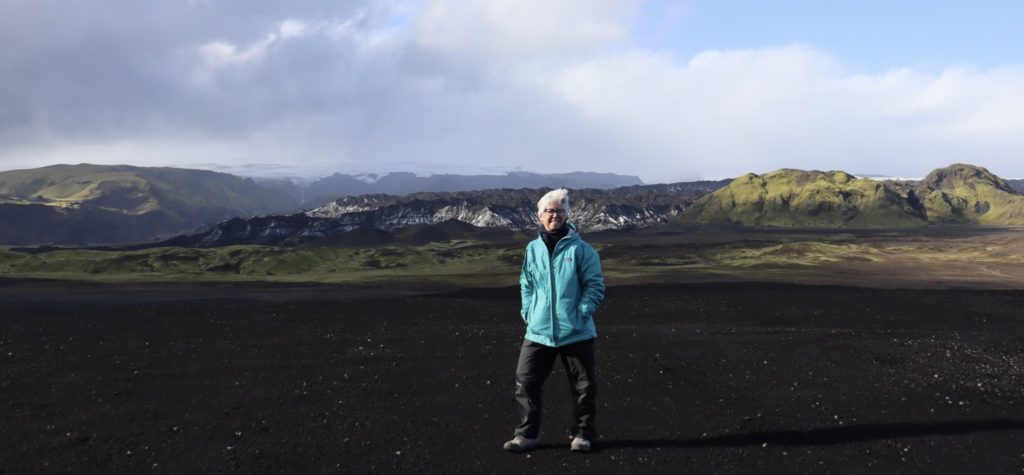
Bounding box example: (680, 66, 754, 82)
(570, 436, 591, 452)
(503, 435, 539, 453)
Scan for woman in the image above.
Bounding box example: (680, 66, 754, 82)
(503, 188, 605, 453)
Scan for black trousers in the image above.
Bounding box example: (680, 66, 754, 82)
(513, 338, 597, 439)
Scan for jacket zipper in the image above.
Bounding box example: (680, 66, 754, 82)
(548, 233, 571, 344)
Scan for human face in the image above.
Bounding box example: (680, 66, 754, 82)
(537, 201, 567, 232)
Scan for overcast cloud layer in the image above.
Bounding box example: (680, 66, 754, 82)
(1, 0, 1022, 182)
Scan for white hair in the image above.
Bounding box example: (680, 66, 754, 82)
(537, 188, 570, 214)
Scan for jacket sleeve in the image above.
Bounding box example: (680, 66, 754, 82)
(519, 247, 534, 323)
(576, 244, 605, 319)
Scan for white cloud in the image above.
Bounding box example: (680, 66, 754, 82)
(278, 19, 310, 39)
(542, 46, 1024, 179)
(411, 0, 636, 61)
(1, 0, 1024, 182)
(195, 18, 316, 69)
(197, 40, 267, 67)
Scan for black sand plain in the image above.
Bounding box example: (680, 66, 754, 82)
(3, 277, 1023, 474)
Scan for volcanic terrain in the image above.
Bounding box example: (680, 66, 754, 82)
(2, 279, 1022, 473)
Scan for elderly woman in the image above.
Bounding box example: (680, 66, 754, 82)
(503, 188, 606, 453)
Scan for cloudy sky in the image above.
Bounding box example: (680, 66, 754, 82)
(1, 0, 1022, 183)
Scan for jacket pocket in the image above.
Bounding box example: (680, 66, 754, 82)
(529, 296, 551, 334)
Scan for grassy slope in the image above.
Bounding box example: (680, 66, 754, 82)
(0, 164, 299, 245)
(0, 165, 158, 213)
(681, 169, 922, 227)
(0, 164, 294, 217)
(0, 241, 524, 287)
(5, 227, 1024, 288)
(681, 164, 1024, 227)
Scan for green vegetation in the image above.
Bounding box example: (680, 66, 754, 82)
(680, 164, 1024, 227)
(6, 226, 1024, 289)
(0, 164, 298, 245)
(0, 164, 295, 218)
(0, 241, 524, 287)
(916, 164, 1024, 225)
(3, 163, 1024, 288)
(680, 169, 923, 227)
(700, 241, 882, 267)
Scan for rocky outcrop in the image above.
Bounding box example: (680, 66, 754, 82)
(306, 183, 727, 232)
(154, 181, 728, 247)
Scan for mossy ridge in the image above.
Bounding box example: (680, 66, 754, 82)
(5, 228, 1024, 289)
(681, 164, 1024, 227)
(0, 163, 294, 218)
(704, 242, 882, 267)
(682, 169, 922, 227)
(0, 166, 157, 214)
(915, 164, 1024, 225)
(0, 164, 299, 246)
(0, 240, 523, 283)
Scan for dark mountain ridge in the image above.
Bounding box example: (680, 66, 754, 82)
(5, 163, 1021, 248)
(259, 171, 646, 208)
(0, 164, 649, 245)
(148, 181, 730, 248)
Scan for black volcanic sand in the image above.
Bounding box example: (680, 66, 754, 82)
(2, 279, 1023, 473)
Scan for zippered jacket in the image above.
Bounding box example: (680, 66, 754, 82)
(520, 224, 605, 347)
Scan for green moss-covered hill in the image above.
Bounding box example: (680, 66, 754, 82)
(0, 164, 297, 245)
(679, 169, 922, 227)
(913, 164, 1024, 225)
(679, 164, 1024, 227)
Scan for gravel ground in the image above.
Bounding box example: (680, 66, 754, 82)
(2, 279, 1023, 473)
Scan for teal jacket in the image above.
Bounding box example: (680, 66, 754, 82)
(520, 224, 605, 347)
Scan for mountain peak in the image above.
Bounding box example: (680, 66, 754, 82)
(919, 164, 1017, 195)
(758, 169, 857, 187)
(913, 164, 1024, 224)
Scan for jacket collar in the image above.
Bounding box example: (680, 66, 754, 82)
(537, 222, 578, 239)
